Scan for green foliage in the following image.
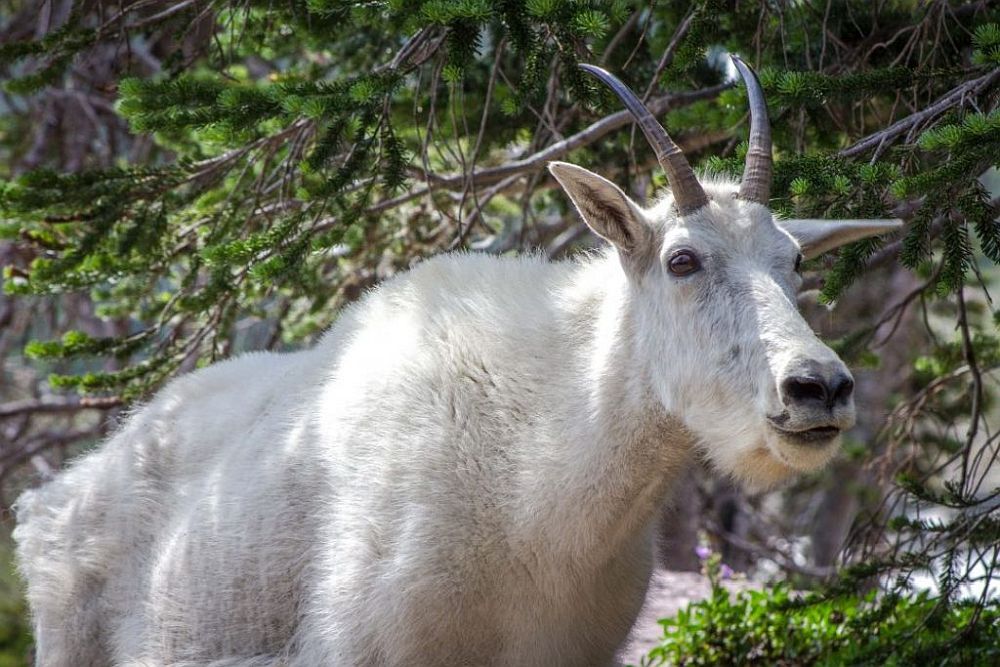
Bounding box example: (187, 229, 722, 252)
(25, 329, 152, 360)
(767, 66, 921, 107)
(639, 584, 1000, 667)
(0, 538, 31, 667)
(421, 0, 493, 24)
(0, 0, 665, 397)
(2, 1, 1000, 658)
(972, 23, 1000, 66)
(917, 110, 1000, 151)
(0, 3, 95, 94)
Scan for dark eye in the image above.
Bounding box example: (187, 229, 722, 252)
(793, 253, 803, 274)
(668, 250, 701, 277)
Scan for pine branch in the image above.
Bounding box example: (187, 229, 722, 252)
(309, 83, 733, 235)
(418, 82, 732, 189)
(840, 67, 1000, 159)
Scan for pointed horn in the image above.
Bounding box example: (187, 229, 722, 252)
(579, 63, 708, 215)
(730, 55, 772, 205)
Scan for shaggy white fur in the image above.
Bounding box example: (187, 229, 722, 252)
(14, 168, 895, 666)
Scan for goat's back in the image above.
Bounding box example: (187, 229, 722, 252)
(14, 345, 327, 663)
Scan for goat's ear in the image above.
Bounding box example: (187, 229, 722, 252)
(548, 161, 655, 272)
(777, 218, 903, 260)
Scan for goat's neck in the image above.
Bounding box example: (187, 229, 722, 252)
(535, 258, 694, 567)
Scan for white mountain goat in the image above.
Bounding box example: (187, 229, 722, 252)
(14, 57, 901, 666)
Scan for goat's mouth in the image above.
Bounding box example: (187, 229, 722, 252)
(767, 419, 841, 446)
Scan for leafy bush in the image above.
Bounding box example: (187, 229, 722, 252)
(639, 583, 999, 667)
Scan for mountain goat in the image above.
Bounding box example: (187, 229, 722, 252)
(14, 56, 900, 666)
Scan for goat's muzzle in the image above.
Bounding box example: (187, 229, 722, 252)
(768, 360, 856, 447)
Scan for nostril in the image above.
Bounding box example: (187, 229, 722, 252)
(781, 376, 829, 405)
(831, 374, 854, 405)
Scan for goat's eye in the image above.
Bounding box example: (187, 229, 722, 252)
(793, 253, 803, 274)
(667, 250, 701, 277)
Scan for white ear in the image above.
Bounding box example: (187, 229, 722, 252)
(548, 161, 655, 272)
(777, 218, 903, 260)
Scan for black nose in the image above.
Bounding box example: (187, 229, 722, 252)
(780, 372, 854, 409)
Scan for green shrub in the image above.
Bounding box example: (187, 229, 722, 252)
(0, 540, 31, 667)
(639, 584, 999, 666)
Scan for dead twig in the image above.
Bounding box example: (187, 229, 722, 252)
(0, 396, 122, 420)
(839, 67, 1000, 159)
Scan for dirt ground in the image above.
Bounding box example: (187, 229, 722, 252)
(617, 568, 758, 666)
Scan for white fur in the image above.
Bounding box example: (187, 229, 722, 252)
(14, 174, 869, 666)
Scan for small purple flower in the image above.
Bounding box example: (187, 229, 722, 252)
(694, 545, 711, 561)
(719, 564, 735, 580)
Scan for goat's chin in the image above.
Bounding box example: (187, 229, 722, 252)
(730, 434, 841, 493)
(772, 430, 841, 473)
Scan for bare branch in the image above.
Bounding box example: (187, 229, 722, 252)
(425, 83, 733, 190)
(0, 396, 122, 419)
(840, 67, 1000, 158)
(641, 12, 695, 102)
(310, 83, 733, 236)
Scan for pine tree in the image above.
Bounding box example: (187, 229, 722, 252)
(1, 1, 999, 662)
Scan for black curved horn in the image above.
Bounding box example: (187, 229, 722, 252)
(730, 55, 772, 205)
(579, 63, 708, 215)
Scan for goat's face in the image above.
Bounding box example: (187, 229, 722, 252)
(552, 59, 900, 489)
(550, 163, 899, 490)
(639, 187, 858, 489)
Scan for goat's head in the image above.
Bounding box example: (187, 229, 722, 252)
(550, 56, 901, 490)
